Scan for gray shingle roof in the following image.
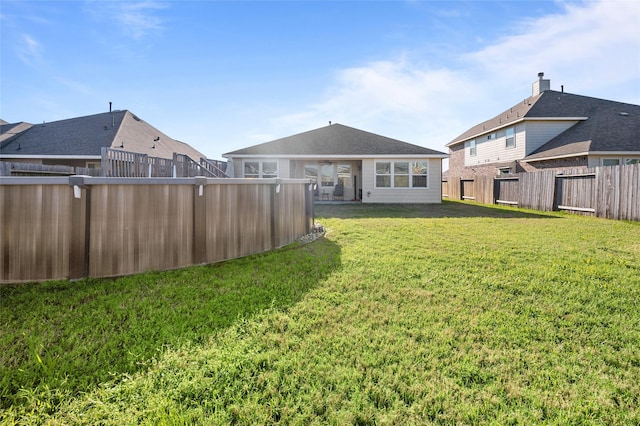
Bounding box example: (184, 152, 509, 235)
(0, 111, 205, 160)
(224, 123, 447, 157)
(525, 99, 640, 160)
(447, 90, 640, 157)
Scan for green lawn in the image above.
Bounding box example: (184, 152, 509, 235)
(2, 201, 639, 425)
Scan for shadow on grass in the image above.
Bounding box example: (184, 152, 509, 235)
(314, 199, 560, 219)
(0, 237, 341, 410)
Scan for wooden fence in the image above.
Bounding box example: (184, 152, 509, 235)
(1, 176, 315, 284)
(443, 163, 640, 221)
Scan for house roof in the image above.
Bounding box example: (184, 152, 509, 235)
(524, 99, 640, 161)
(0, 110, 205, 160)
(224, 123, 447, 158)
(446, 90, 640, 155)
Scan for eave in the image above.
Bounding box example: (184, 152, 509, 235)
(223, 154, 449, 160)
(0, 155, 102, 159)
(446, 117, 588, 148)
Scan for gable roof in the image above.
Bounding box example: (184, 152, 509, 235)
(446, 90, 640, 151)
(0, 111, 205, 160)
(224, 123, 447, 158)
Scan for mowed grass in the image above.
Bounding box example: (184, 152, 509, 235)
(2, 201, 639, 424)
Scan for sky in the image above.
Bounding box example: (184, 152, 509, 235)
(1, 0, 639, 166)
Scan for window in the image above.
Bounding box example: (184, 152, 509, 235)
(602, 158, 620, 166)
(244, 161, 260, 178)
(320, 164, 334, 186)
(262, 161, 277, 178)
(243, 160, 278, 178)
(469, 139, 477, 157)
(625, 158, 640, 165)
(394, 162, 409, 187)
(304, 165, 318, 182)
(487, 133, 496, 140)
(376, 162, 391, 187)
(505, 127, 515, 148)
(337, 164, 352, 187)
(412, 162, 428, 187)
(375, 161, 428, 188)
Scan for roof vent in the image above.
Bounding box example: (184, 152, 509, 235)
(619, 112, 629, 116)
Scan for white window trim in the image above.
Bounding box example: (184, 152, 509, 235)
(601, 158, 620, 166)
(242, 160, 278, 178)
(375, 161, 429, 189)
(505, 127, 516, 149)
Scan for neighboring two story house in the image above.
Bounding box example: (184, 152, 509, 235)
(223, 123, 448, 204)
(446, 73, 640, 177)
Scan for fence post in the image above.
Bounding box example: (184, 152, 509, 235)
(193, 177, 208, 264)
(270, 179, 280, 250)
(305, 180, 314, 233)
(68, 176, 91, 279)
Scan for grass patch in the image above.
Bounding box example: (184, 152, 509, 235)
(2, 201, 639, 424)
(1, 238, 340, 418)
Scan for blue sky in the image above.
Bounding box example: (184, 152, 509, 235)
(2, 0, 639, 163)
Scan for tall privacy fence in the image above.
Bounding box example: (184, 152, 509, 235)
(442, 163, 640, 221)
(1, 176, 314, 284)
(0, 148, 228, 178)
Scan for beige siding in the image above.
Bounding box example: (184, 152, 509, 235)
(361, 158, 442, 204)
(464, 124, 526, 166)
(524, 121, 579, 155)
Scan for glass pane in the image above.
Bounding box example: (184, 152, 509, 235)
(412, 175, 427, 187)
(376, 162, 390, 175)
(263, 161, 277, 177)
(244, 162, 259, 176)
(304, 165, 318, 179)
(337, 164, 352, 187)
(395, 175, 409, 187)
(376, 175, 391, 187)
(603, 159, 620, 166)
(321, 164, 334, 186)
(625, 158, 639, 164)
(394, 162, 409, 174)
(412, 162, 427, 175)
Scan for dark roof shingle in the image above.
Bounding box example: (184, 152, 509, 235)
(224, 123, 447, 157)
(447, 90, 640, 155)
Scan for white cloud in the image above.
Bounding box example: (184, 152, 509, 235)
(271, 0, 640, 152)
(18, 33, 43, 66)
(85, 1, 168, 40)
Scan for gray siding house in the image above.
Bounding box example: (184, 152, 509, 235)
(224, 123, 448, 204)
(446, 73, 640, 177)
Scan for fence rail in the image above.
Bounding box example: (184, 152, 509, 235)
(1, 176, 314, 284)
(443, 163, 640, 221)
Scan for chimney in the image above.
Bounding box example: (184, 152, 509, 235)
(109, 102, 112, 113)
(532, 72, 551, 96)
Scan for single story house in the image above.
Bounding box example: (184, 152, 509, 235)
(0, 109, 208, 174)
(446, 73, 640, 177)
(223, 123, 448, 204)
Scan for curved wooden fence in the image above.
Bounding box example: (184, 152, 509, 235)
(1, 176, 314, 284)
